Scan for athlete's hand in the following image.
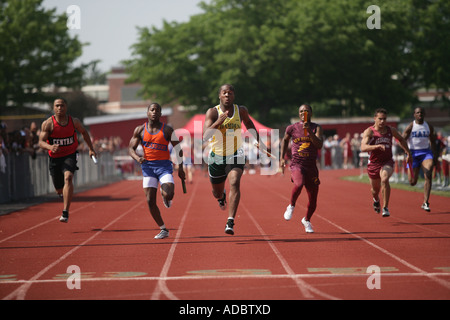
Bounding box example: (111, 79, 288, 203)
(50, 144, 60, 153)
(216, 111, 229, 125)
(377, 144, 386, 152)
(178, 166, 186, 181)
(405, 152, 411, 164)
(279, 158, 286, 175)
(137, 156, 145, 164)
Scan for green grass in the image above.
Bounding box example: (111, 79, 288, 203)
(342, 175, 450, 198)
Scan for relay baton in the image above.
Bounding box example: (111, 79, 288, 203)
(254, 141, 276, 159)
(304, 111, 309, 136)
(181, 179, 187, 194)
(91, 155, 98, 164)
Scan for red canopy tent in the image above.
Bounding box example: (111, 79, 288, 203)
(178, 114, 273, 138)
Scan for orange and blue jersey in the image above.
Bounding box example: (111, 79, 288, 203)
(141, 122, 170, 161)
(141, 122, 173, 179)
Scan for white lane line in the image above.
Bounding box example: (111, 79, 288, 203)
(2, 200, 144, 300)
(316, 214, 450, 291)
(0, 183, 137, 245)
(2, 272, 449, 285)
(241, 201, 340, 300)
(150, 181, 199, 300)
(248, 179, 450, 294)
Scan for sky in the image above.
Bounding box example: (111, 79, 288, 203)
(42, 0, 208, 72)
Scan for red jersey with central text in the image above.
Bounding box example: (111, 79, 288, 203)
(141, 122, 170, 161)
(368, 126, 393, 164)
(47, 115, 78, 158)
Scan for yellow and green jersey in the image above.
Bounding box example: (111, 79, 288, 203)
(210, 104, 242, 156)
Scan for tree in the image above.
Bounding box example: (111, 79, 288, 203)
(125, 0, 450, 125)
(0, 0, 88, 108)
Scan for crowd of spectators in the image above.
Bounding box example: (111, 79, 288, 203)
(0, 120, 124, 173)
(1, 120, 449, 187)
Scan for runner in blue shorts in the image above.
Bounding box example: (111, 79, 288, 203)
(129, 103, 185, 239)
(403, 107, 436, 212)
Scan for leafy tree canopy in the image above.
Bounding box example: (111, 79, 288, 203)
(0, 0, 89, 108)
(125, 0, 450, 125)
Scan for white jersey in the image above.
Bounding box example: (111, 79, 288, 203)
(408, 120, 431, 150)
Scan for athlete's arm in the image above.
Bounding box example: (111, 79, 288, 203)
(128, 125, 145, 164)
(38, 118, 59, 153)
(279, 130, 291, 173)
(203, 107, 226, 141)
(360, 127, 384, 152)
(392, 127, 411, 164)
(73, 117, 96, 159)
(402, 122, 413, 140)
(429, 124, 437, 163)
(239, 106, 259, 141)
(166, 125, 186, 181)
(309, 124, 323, 149)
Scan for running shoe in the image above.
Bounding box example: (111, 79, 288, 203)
(154, 229, 169, 239)
(218, 190, 227, 211)
(421, 202, 430, 212)
(382, 207, 390, 217)
(301, 217, 314, 233)
(373, 199, 380, 214)
(284, 204, 295, 221)
(225, 219, 235, 235)
(59, 210, 69, 223)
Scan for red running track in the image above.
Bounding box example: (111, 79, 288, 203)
(1, 169, 449, 300)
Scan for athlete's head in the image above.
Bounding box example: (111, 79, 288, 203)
(299, 104, 312, 122)
(413, 107, 425, 123)
(218, 84, 235, 107)
(374, 108, 387, 128)
(53, 98, 68, 116)
(147, 103, 162, 121)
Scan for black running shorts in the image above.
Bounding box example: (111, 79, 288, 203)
(49, 152, 78, 189)
(208, 150, 245, 184)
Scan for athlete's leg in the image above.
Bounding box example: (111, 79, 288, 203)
(370, 177, 381, 203)
(145, 187, 164, 227)
(290, 168, 304, 206)
(380, 165, 394, 208)
(227, 167, 243, 219)
(305, 183, 319, 221)
(421, 158, 434, 204)
(160, 174, 175, 202)
(143, 176, 165, 227)
(62, 170, 74, 212)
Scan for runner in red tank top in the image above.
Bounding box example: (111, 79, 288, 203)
(361, 108, 411, 217)
(280, 104, 323, 233)
(39, 98, 97, 223)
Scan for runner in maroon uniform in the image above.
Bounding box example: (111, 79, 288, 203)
(39, 98, 97, 223)
(280, 104, 323, 233)
(361, 108, 411, 217)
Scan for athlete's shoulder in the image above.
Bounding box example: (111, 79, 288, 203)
(41, 116, 55, 132)
(286, 122, 300, 133)
(133, 123, 145, 136)
(205, 106, 219, 118)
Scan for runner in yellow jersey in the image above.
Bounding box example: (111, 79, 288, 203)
(203, 84, 262, 235)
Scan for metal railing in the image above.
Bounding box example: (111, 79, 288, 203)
(0, 150, 125, 204)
